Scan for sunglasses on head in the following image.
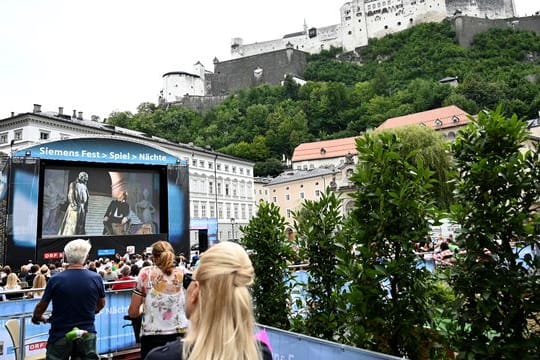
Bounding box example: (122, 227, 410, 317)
(183, 273, 194, 290)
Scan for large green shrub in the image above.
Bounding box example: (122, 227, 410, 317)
(240, 201, 293, 329)
(338, 129, 439, 358)
(451, 108, 540, 358)
(293, 188, 343, 340)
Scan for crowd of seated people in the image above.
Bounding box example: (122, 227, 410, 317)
(415, 233, 459, 268)
(0, 250, 197, 300)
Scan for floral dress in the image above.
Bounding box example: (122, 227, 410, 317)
(134, 266, 188, 336)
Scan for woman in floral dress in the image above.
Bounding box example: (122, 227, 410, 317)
(128, 241, 188, 359)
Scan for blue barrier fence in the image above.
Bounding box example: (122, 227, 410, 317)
(0, 290, 135, 359)
(0, 289, 401, 360)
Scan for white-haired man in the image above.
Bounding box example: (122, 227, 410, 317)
(32, 239, 105, 359)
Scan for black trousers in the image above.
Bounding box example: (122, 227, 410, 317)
(140, 334, 183, 360)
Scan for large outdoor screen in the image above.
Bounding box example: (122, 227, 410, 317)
(41, 165, 162, 238)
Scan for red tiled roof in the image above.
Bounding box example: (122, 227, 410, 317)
(376, 105, 471, 130)
(292, 136, 359, 162)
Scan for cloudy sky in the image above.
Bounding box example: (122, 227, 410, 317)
(0, 0, 537, 120)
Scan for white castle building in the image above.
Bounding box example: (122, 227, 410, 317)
(230, 0, 516, 58)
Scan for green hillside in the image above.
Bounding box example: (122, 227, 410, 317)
(106, 21, 540, 176)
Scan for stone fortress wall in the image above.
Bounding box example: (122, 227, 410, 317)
(446, 0, 516, 19)
(455, 15, 540, 47)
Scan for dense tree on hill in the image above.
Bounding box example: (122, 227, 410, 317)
(106, 22, 540, 176)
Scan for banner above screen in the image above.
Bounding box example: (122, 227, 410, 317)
(14, 137, 183, 165)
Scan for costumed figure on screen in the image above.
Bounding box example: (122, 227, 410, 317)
(136, 188, 156, 233)
(103, 191, 131, 235)
(42, 181, 66, 234)
(58, 172, 89, 236)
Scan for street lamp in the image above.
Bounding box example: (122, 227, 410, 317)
(231, 217, 235, 241)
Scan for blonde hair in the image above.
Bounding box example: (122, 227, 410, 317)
(151, 241, 175, 276)
(31, 274, 47, 297)
(5, 273, 19, 289)
(183, 241, 261, 360)
(40, 264, 50, 277)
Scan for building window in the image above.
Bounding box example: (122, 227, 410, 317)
(199, 160, 205, 167)
(247, 169, 251, 175)
(225, 184, 230, 196)
(14, 130, 22, 140)
(193, 201, 199, 218)
(192, 158, 197, 166)
(224, 165, 229, 172)
(208, 162, 213, 169)
(234, 204, 239, 219)
(201, 202, 206, 218)
(286, 209, 292, 218)
(0, 133, 7, 144)
(241, 204, 246, 219)
(40, 131, 50, 140)
(226, 204, 231, 219)
(300, 192, 305, 199)
(217, 182, 222, 195)
(210, 203, 215, 218)
(285, 194, 290, 200)
(315, 190, 320, 197)
(218, 202, 223, 219)
(209, 182, 213, 194)
(217, 163, 221, 170)
(272, 196, 277, 202)
(240, 168, 244, 175)
(232, 166, 236, 173)
(248, 204, 253, 218)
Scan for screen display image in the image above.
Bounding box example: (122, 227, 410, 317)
(41, 166, 162, 238)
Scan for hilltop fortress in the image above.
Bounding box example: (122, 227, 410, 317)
(160, 0, 523, 112)
(230, 0, 516, 58)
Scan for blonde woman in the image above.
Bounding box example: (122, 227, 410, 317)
(4, 273, 23, 300)
(28, 273, 47, 298)
(146, 241, 272, 360)
(128, 241, 188, 359)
